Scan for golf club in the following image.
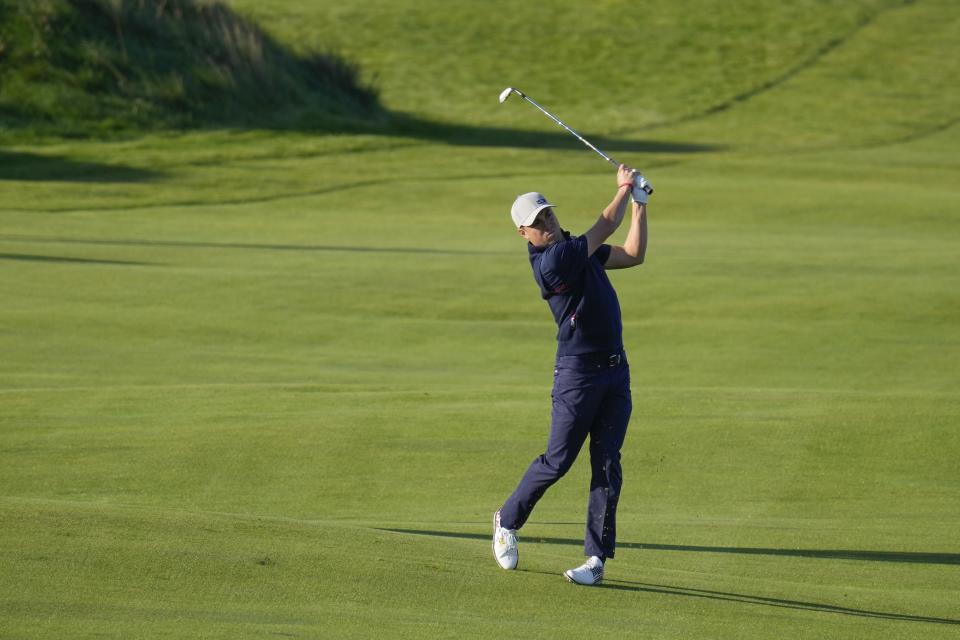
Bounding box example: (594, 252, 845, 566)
(498, 87, 653, 195)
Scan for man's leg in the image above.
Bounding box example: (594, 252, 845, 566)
(499, 366, 603, 530)
(584, 365, 632, 560)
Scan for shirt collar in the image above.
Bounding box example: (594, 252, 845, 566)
(527, 229, 571, 255)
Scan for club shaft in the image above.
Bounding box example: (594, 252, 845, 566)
(518, 93, 618, 167)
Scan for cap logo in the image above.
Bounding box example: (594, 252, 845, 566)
(536, 197, 547, 205)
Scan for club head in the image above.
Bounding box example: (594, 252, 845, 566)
(498, 87, 516, 104)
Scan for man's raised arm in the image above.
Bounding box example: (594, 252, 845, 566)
(583, 164, 637, 256)
(604, 201, 648, 269)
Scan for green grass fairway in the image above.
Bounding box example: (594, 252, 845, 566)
(1, 1, 959, 638)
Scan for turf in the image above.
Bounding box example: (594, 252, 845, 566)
(1, 0, 959, 638)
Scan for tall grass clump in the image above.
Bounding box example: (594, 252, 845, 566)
(0, 0, 383, 137)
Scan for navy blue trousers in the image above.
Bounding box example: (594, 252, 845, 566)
(499, 352, 632, 559)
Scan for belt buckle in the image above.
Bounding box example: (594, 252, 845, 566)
(608, 353, 620, 367)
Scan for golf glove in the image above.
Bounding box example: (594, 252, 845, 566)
(632, 174, 653, 204)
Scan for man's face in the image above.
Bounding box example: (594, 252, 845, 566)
(518, 207, 561, 247)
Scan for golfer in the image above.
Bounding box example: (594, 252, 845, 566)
(493, 164, 649, 585)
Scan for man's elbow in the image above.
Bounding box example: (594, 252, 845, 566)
(614, 252, 644, 269)
(633, 242, 648, 266)
(627, 248, 646, 266)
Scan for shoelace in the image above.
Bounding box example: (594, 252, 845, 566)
(498, 528, 518, 550)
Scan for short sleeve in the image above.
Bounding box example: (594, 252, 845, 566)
(594, 243, 612, 266)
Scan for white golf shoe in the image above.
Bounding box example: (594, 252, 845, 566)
(564, 556, 604, 585)
(492, 510, 518, 570)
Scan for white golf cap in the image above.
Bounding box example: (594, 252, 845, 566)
(511, 192, 556, 228)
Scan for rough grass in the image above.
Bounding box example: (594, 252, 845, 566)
(0, 0, 382, 137)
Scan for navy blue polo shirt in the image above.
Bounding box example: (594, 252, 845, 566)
(528, 231, 623, 356)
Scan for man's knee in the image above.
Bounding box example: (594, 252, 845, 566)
(538, 451, 576, 479)
(590, 441, 622, 465)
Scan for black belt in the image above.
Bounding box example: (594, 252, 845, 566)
(558, 350, 625, 368)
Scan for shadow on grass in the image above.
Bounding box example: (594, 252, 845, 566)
(385, 113, 720, 156)
(379, 528, 960, 566)
(593, 578, 960, 625)
(522, 568, 958, 625)
(0, 235, 511, 256)
(0, 117, 715, 185)
(0, 252, 151, 266)
(0, 109, 717, 186)
(0, 151, 162, 183)
(384, 529, 960, 625)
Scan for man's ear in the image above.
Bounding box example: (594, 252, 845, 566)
(517, 227, 527, 238)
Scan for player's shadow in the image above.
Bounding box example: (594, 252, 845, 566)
(0, 150, 162, 183)
(520, 569, 959, 626)
(378, 528, 960, 625)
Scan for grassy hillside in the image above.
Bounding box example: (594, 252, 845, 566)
(0, 0, 382, 137)
(4, 0, 957, 148)
(0, 1, 958, 638)
(233, 0, 958, 149)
